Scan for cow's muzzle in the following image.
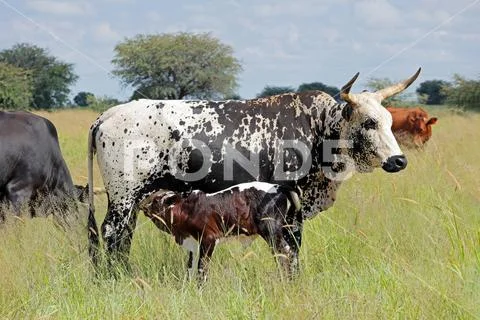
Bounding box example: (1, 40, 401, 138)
(382, 155, 407, 172)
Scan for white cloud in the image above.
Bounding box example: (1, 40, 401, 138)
(7, 18, 86, 48)
(146, 12, 162, 23)
(92, 22, 120, 42)
(353, 0, 402, 27)
(317, 27, 341, 44)
(253, 1, 329, 18)
(11, 19, 38, 34)
(27, 1, 92, 15)
(352, 41, 363, 53)
(412, 9, 451, 24)
(286, 24, 300, 45)
(240, 46, 267, 59)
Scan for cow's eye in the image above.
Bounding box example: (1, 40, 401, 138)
(362, 118, 378, 130)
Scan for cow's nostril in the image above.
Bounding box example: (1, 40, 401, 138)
(395, 156, 406, 168)
(382, 155, 407, 173)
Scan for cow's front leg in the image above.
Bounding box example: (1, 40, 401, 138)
(264, 226, 302, 279)
(281, 213, 303, 277)
(101, 204, 138, 274)
(279, 232, 301, 278)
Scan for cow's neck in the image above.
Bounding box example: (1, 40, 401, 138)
(298, 171, 339, 219)
(300, 101, 352, 219)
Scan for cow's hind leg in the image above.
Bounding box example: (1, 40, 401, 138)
(279, 226, 301, 277)
(101, 203, 139, 274)
(281, 210, 303, 276)
(259, 217, 302, 279)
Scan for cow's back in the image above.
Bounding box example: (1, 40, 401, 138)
(92, 96, 326, 205)
(0, 111, 74, 196)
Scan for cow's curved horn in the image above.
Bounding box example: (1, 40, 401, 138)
(340, 72, 360, 105)
(375, 68, 421, 101)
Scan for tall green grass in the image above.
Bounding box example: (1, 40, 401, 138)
(0, 108, 478, 319)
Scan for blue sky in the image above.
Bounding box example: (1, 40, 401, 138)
(0, 0, 478, 100)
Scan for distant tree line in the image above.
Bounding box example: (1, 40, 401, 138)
(256, 82, 340, 99)
(1, 35, 479, 111)
(366, 75, 480, 110)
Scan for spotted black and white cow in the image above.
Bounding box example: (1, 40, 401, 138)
(87, 68, 421, 266)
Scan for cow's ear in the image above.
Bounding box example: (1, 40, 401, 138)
(427, 117, 437, 125)
(342, 103, 354, 121)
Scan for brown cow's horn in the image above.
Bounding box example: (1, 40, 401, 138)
(340, 72, 360, 105)
(375, 68, 421, 101)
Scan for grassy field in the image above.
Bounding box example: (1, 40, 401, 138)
(0, 108, 479, 319)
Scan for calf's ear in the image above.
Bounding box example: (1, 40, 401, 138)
(427, 117, 438, 125)
(163, 194, 180, 206)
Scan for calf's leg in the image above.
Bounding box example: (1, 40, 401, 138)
(180, 237, 199, 280)
(197, 241, 215, 283)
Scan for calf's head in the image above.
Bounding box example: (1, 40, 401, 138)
(139, 190, 181, 219)
(339, 68, 421, 173)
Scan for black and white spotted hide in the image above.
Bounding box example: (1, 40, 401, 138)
(87, 68, 421, 267)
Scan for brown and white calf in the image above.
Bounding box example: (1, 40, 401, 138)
(139, 182, 302, 281)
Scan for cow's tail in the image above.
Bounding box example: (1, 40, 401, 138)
(87, 123, 100, 266)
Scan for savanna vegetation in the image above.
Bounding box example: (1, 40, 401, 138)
(0, 106, 478, 319)
(0, 30, 479, 319)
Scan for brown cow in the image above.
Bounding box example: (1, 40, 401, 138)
(386, 106, 437, 147)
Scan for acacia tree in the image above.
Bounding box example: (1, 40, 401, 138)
(112, 32, 242, 100)
(0, 62, 32, 109)
(0, 43, 78, 108)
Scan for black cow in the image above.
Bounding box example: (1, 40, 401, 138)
(0, 111, 84, 221)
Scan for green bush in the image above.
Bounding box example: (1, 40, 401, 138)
(88, 95, 121, 112)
